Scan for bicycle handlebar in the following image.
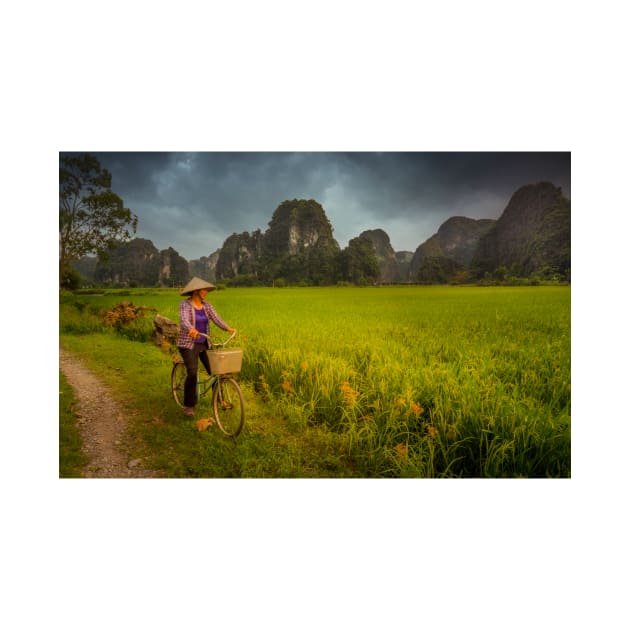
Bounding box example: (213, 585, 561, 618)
(197, 331, 236, 348)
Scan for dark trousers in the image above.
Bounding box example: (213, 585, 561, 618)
(179, 343, 212, 407)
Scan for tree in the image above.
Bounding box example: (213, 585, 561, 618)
(338, 236, 380, 285)
(493, 265, 508, 282)
(450, 270, 472, 285)
(59, 154, 137, 286)
(60, 265, 83, 291)
(415, 256, 462, 284)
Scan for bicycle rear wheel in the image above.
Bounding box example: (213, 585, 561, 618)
(213, 377, 245, 437)
(171, 362, 187, 408)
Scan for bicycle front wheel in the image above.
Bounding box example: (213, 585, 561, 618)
(171, 362, 187, 408)
(213, 377, 245, 437)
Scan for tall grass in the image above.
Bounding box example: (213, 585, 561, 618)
(59, 286, 570, 477)
(220, 287, 570, 477)
(59, 371, 89, 477)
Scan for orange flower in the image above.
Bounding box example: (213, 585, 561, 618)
(281, 378, 295, 394)
(411, 402, 424, 417)
(394, 443, 408, 459)
(340, 381, 359, 407)
(300, 361, 309, 373)
(396, 397, 406, 407)
(426, 425, 439, 440)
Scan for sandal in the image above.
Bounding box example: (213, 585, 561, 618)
(183, 407, 195, 417)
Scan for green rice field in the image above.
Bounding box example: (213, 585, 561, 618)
(59, 285, 570, 477)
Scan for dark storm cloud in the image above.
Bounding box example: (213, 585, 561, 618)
(67, 152, 570, 260)
(330, 152, 570, 217)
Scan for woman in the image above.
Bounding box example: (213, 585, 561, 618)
(177, 276, 237, 417)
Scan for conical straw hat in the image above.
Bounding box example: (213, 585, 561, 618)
(180, 276, 216, 296)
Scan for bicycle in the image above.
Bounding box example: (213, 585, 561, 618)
(171, 332, 245, 437)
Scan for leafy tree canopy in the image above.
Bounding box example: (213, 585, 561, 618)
(59, 154, 137, 284)
(338, 236, 380, 285)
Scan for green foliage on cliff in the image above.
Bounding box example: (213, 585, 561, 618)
(94, 238, 189, 287)
(259, 199, 340, 285)
(411, 184, 570, 284)
(337, 236, 380, 285)
(472, 183, 570, 280)
(216, 230, 264, 280)
(71, 182, 570, 289)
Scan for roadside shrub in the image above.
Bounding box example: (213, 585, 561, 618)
(114, 318, 154, 342)
(104, 301, 156, 342)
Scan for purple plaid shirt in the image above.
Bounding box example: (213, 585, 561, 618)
(177, 299, 230, 349)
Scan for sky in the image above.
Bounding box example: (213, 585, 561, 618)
(68, 151, 571, 261)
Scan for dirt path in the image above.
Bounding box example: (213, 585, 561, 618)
(59, 346, 159, 478)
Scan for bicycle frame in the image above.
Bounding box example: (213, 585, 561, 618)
(196, 372, 218, 399)
(195, 331, 237, 399)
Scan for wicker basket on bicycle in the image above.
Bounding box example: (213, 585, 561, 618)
(206, 348, 243, 374)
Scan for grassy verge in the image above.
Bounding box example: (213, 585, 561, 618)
(59, 333, 356, 477)
(59, 370, 89, 477)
